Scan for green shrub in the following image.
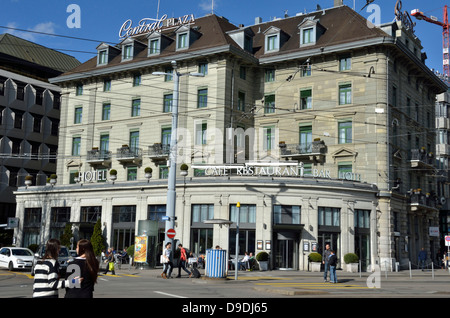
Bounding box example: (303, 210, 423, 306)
(109, 169, 117, 175)
(256, 251, 269, 261)
(344, 253, 359, 264)
(144, 167, 152, 173)
(127, 245, 134, 258)
(308, 252, 322, 262)
(180, 163, 189, 171)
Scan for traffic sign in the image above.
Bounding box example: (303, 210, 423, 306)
(445, 236, 450, 247)
(166, 228, 176, 239)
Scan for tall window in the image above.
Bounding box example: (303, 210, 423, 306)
(265, 69, 275, 82)
(100, 134, 109, 152)
(264, 94, 275, 113)
(192, 204, 214, 223)
(72, 136, 81, 156)
(197, 89, 208, 108)
(131, 98, 140, 117)
(299, 125, 312, 153)
(147, 205, 166, 221)
(112, 205, 136, 223)
(300, 89, 312, 109)
(263, 126, 275, 151)
(339, 83, 352, 105)
(198, 62, 208, 75)
(102, 103, 111, 120)
(103, 79, 111, 92)
(355, 210, 370, 229)
(76, 84, 83, 96)
(133, 74, 141, 87)
(163, 94, 173, 113)
(338, 162, 352, 179)
(230, 204, 256, 224)
(130, 131, 139, 151)
(161, 127, 171, 146)
(164, 68, 173, 82)
(195, 122, 207, 145)
(339, 57, 351, 71)
(338, 121, 352, 144)
(127, 166, 137, 181)
(238, 91, 246, 111)
(74, 107, 82, 124)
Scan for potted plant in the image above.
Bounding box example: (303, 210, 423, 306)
(144, 167, 152, 179)
(50, 174, 57, 185)
(344, 253, 359, 273)
(127, 245, 135, 265)
(109, 169, 117, 182)
(180, 163, 188, 177)
(256, 251, 269, 271)
(24, 175, 33, 186)
(308, 252, 322, 272)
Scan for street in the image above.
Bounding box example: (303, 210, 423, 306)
(1, 265, 450, 300)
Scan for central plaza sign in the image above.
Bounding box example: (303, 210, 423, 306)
(119, 14, 195, 39)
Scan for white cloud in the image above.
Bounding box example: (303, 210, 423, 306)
(5, 21, 56, 42)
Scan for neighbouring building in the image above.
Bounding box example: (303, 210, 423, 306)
(0, 33, 80, 245)
(14, 4, 447, 271)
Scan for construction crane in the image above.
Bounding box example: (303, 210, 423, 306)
(411, 6, 449, 79)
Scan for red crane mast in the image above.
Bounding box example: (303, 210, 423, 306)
(411, 6, 449, 78)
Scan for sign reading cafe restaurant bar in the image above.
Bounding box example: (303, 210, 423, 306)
(192, 162, 362, 182)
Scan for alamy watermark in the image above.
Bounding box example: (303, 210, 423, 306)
(66, 4, 81, 29)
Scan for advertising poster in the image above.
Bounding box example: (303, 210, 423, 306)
(134, 236, 148, 263)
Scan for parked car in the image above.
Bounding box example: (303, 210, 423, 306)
(31, 245, 73, 275)
(0, 247, 34, 271)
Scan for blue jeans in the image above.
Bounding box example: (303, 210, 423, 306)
(330, 266, 337, 283)
(323, 262, 329, 280)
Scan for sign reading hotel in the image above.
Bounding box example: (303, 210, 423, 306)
(119, 14, 195, 39)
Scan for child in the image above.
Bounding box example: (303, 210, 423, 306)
(328, 250, 338, 284)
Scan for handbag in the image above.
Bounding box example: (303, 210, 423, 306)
(160, 255, 168, 264)
(109, 262, 115, 271)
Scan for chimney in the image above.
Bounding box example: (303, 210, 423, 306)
(255, 17, 262, 24)
(334, 0, 343, 7)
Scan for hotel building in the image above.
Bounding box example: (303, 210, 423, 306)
(14, 4, 447, 271)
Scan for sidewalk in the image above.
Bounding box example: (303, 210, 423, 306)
(110, 265, 450, 297)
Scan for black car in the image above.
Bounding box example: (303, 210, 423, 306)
(31, 245, 73, 276)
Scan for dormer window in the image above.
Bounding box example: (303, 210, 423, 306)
(175, 25, 201, 51)
(96, 43, 120, 66)
(298, 18, 326, 47)
(301, 28, 314, 45)
(120, 38, 146, 62)
(123, 44, 133, 60)
(226, 28, 254, 53)
(263, 26, 288, 54)
(147, 32, 172, 56)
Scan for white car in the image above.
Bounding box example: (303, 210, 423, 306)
(0, 247, 34, 271)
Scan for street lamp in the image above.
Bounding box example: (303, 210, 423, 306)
(235, 202, 240, 281)
(152, 61, 204, 250)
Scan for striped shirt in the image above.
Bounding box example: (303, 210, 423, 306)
(33, 259, 67, 298)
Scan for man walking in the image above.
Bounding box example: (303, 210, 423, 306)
(418, 248, 427, 271)
(176, 244, 192, 278)
(322, 243, 331, 282)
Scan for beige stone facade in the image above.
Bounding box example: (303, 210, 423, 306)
(14, 6, 448, 271)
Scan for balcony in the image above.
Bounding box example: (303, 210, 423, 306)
(116, 146, 142, 164)
(148, 143, 170, 162)
(86, 149, 111, 166)
(279, 140, 326, 162)
(410, 149, 435, 170)
(409, 192, 438, 212)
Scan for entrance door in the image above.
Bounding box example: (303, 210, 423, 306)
(275, 239, 294, 269)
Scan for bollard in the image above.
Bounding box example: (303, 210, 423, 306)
(409, 261, 412, 279)
(432, 262, 434, 280)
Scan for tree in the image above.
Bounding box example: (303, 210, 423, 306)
(60, 223, 73, 248)
(91, 219, 105, 256)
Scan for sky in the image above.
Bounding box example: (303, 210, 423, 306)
(1, 0, 448, 74)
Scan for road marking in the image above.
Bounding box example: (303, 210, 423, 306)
(15, 272, 34, 279)
(154, 291, 187, 298)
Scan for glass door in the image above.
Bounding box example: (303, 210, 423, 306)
(275, 239, 294, 270)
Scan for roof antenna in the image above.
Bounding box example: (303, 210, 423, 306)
(157, 0, 160, 19)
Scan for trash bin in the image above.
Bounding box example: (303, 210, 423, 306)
(205, 249, 227, 278)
